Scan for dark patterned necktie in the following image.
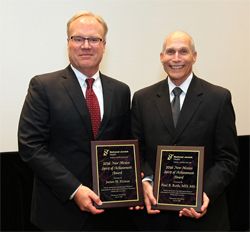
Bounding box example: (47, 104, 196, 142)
(85, 78, 101, 139)
(171, 87, 182, 127)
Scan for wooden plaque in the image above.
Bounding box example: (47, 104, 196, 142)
(91, 140, 143, 208)
(152, 146, 204, 211)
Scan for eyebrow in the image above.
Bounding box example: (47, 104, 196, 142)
(165, 46, 189, 50)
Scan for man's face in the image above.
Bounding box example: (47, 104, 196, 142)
(160, 33, 197, 85)
(67, 16, 106, 76)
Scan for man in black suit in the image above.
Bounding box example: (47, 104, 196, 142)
(18, 11, 132, 231)
(131, 31, 239, 230)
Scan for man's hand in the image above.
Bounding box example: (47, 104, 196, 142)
(179, 192, 209, 219)
(74, 185, 104, 214)
(143, 181, 160, 214)
(129, 172, 145, 211)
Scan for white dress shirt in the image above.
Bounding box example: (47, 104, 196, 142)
(71, 65, 104, 119)
(168, 73, 193, 109)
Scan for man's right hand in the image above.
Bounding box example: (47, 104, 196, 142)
(142, 181, 160, 214)
(74, 185, 104, 214)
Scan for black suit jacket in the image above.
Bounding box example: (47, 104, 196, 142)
(131, 75, 239, 230)
(18, 65, 131, 230)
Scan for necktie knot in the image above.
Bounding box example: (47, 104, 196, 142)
(86, 78, 95, 89)
(172, 87, 182, 97)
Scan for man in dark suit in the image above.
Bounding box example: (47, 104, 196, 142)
(131, 31, 239, 230)
(18, 11, 132, 231)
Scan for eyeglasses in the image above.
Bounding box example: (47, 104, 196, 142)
(69, 36, 103, 46)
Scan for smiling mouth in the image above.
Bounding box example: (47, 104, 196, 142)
(79, 54, 93, 59)
(81, 54, 91, 56)
(170, 65, 184, 69)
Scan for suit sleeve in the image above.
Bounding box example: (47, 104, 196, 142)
(18, 76, 81, 202)
(204, 90, 239, 202)
(119, 85, 131, 139)
(131, 93, 153, 176)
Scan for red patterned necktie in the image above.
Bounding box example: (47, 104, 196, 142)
(85, 78, 101, 139)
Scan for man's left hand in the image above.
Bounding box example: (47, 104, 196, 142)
(179, 192, 209, 219)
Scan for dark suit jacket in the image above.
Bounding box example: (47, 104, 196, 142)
(131, 75, 239, 230)
(18, 65, 131, 230)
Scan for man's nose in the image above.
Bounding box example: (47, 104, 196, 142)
(173, 52, 181, 60)
(81, 39, 91, 48)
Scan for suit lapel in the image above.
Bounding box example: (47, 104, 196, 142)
(60, 66, 92, 136)
(174, 76, 203, 140)
(155, 79, 175, 135)
(97, 73, 113, 138)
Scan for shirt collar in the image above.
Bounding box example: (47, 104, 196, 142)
(70, 64, 100, 84)
(168, 73, 193, 95)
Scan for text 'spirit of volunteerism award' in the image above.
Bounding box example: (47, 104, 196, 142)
(91, 140, 143, 208)
(152, 146, 204, 211)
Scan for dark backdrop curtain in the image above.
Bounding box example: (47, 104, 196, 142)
(1, 136, 249, 231)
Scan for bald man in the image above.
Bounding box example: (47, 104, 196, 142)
(131, 31, 239, 230)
